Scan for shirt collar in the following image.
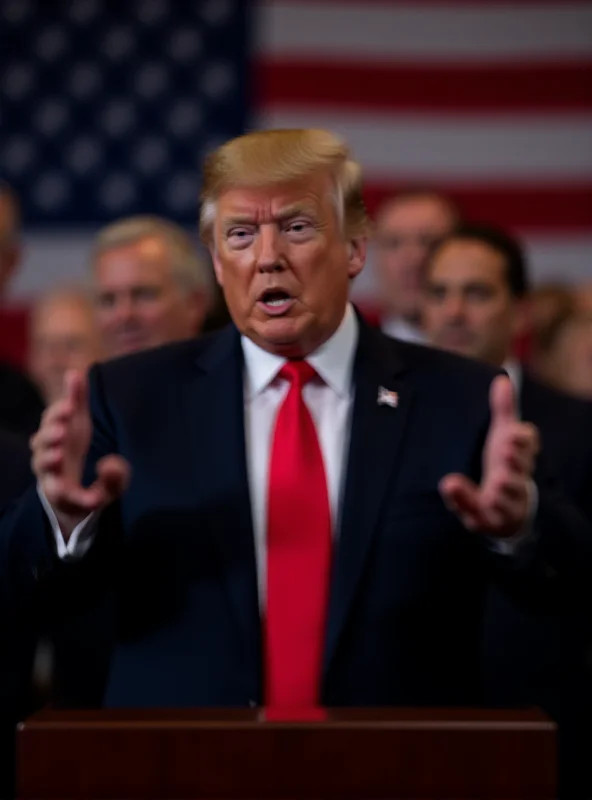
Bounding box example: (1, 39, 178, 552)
(242, 303, 358, 400)
(381, 314, 427, 345)
(502, 358, 523, 396)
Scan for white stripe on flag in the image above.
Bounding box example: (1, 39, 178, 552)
(256, 2, 592, 62)
(256, 110, 592, 180)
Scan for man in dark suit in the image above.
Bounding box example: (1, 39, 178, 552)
(422, 221, 592, 797)
(0, 130, 589, 717)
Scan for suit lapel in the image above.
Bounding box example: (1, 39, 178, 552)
(186, 326, 261, 688)
(324, 323, 414, 676)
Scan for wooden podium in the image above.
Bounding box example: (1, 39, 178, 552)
(17, 707, 555, 799)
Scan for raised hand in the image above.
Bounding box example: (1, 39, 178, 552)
(439, 375, 540, 538)
(31, 369, 130, 539)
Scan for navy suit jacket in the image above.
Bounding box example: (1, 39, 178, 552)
(1, 321, 590, 709)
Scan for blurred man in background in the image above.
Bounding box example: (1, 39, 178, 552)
(29, 287, 104, 405)
(529, 283, 592, 401)
(373, 190, 459, 343)
(91, 216, 212, 357)
(422, 222, 592, 798)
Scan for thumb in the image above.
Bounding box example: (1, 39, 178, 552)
(63, 369, 88, 412)
(439, 473, 484, 530)
(489, 374, 517, 425)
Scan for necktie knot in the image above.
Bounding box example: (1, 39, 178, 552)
(279, 360, 316, 388)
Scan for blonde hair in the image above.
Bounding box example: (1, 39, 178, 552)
(92, 215, 211, 294)
(199, 128, 369, 243)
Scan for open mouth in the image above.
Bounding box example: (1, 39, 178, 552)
(257, 289, 295, 316)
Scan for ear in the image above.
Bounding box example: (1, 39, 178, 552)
(346, 237, 366, 280)
(209, 245, 224, 287)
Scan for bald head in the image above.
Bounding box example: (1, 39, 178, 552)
(29, 287, 103, 404)
(0, 183, 22, 297)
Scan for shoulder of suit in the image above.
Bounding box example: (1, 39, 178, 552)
(387, 335, 502, 388)
(522, 370, 592, 420)
(94, 328, 229, 384)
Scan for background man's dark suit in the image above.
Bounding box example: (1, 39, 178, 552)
(0, 321, 590, 709)
(483, 371, 592, 797)
(0, 362, 43, 440)
(0, 431, 35, 799)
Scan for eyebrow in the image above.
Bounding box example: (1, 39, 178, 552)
(221, 204, 318, 229)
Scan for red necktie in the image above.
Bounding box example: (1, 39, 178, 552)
(265, 360, 332, 708)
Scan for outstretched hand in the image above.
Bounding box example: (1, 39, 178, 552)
(439, 375, 540, 538)
(31, 369, 130, 539)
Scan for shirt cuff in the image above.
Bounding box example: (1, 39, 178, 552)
(37, 483, 98, 560)
(487, 480, 539, 556)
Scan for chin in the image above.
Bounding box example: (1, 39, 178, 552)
(253, 318, 313, 356)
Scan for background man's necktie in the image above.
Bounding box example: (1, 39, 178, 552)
(265, 360, 332, 708)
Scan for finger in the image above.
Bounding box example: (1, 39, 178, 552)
(95, 455, 131, 502)
(504, 448, 536, 476)
(482, 471, 529, 505)
(39, 398, 77, 428)
(34, 446, 64, 475)
(439, 474, 487, 530)
(62, 369, 88, 412)
(489, 375, 518, 425)
(34, 422, 67, 450)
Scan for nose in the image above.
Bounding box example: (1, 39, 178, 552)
(113, 295, 135, 324)
(441, 294, 466, 321)
(255, 225, 284, 273)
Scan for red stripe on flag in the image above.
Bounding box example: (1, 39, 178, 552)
(363, 184, 592, 232)
(256, 60, 592, 113)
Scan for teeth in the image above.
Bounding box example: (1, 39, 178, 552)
(265, 297, 289, 307)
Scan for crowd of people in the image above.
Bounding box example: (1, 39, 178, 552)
(0, 130, 591, 798)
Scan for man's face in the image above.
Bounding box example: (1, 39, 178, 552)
(423, 239, 521, 367)
(374, 196, 456, 321)
(29, 296, 103, 404)
(211, 173, 365, 357)
(94, 236, 204, 358)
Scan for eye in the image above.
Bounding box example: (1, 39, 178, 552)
(427, 285, 446, 302)
(226, 227, 255, 248)
(284, 219, 313, 238)
(97, 292, 115, 309)
(466, 286, 492, 301)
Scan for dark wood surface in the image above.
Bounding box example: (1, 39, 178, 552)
(17, 707, 556, 799)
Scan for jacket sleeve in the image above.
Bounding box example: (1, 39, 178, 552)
(0, 362, 122, 616)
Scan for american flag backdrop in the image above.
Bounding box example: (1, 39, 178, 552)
(1, 0, 591, 303)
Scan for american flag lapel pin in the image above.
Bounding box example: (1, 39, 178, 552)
(377, 386, 399, 408)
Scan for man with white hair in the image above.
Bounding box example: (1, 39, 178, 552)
(1, 129, 590, 715)
(91, 215, 212, 358)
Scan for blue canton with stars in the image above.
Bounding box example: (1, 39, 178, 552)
(0, 0, 249, 225)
